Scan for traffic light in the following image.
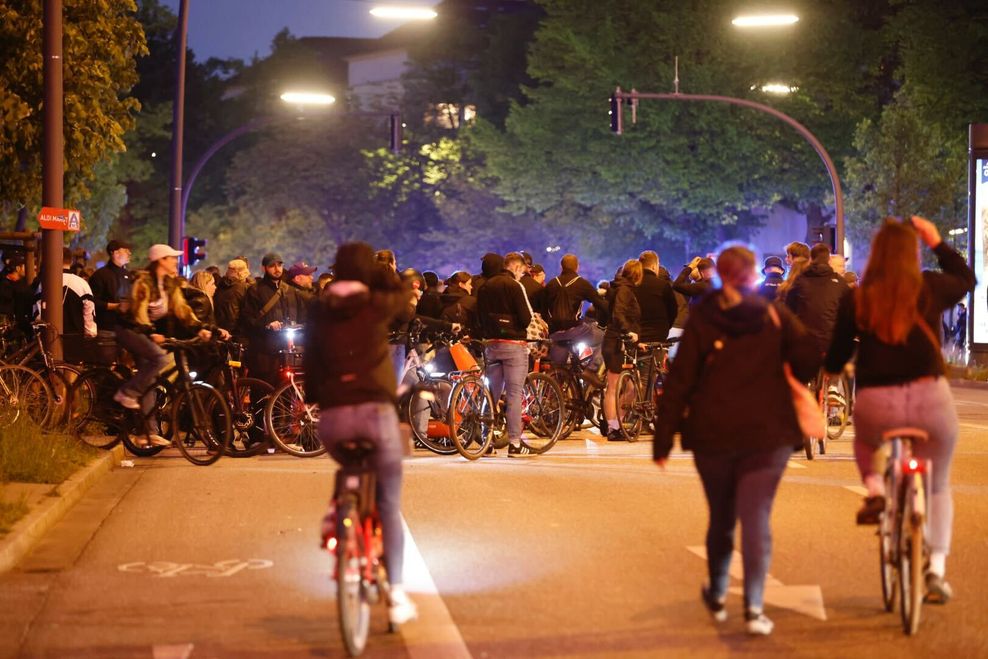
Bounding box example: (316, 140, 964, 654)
(809, 226, 836, 253)
(609, 94, 622, 134)
(183, 236, 207, 267)
(389, 113, 403, 154)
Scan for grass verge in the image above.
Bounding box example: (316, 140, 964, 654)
(0, 419, 100, 485)
(0, 491, 29, 534)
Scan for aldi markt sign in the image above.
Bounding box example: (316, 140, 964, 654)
(37, 207, 82, 232)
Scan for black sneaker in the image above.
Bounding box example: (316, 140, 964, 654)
(507, 443, 534, 457)
(481, 445, 498, 458)
(924, 572, 952, 604)
(606, 429, 624, 441)
(856, 495, 885, 525)
(701, 585, 727, 623)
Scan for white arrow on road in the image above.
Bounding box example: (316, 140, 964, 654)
(687, 546, 827, 621)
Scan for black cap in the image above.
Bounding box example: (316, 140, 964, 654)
(106, 239, 131, 254)
(762, 255, 784, 275)
(261, 252, 284, 267)
(3, 252, 26, 267)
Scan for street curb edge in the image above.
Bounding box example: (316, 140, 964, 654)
(0, 443, 124, 574)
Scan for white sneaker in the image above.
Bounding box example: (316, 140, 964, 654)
(389, 588, 418, 626)
(745, 610, 774, 636)
(113, 389, 140, 410)
(147, 434, 171, 447)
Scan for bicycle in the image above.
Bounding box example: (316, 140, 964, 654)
(324, 439, 397, 656)
(3, 321, 84, 428)
(401, 329, 471, 456)
(0, 362, 54, 429)
(446, 340, 565, 460)
(264, 325, 324, 457)
(113, 338, 233, 465)
(802, 368, 852, 459)
(543, 339, 605, 440)
(610, 336, 679, 442)
(203, 340, 273, 458)
(877, 426, 932, 635)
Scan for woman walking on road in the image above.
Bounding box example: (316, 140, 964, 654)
(653, 245, 820, 635)
(825, 217, 975, 603)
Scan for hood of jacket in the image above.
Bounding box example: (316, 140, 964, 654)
(803, 262, 837, 279)
(694, 290, 770, 337)
(322, 280, 371, 320)
(481, 253, 504, 278)
(440, 284, 469, 306)
(217, 275, 245, 290)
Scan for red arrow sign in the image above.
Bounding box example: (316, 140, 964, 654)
(38, 207, 82, 232)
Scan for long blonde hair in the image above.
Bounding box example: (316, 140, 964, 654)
(777, 256, 809, 301)
(856, 220, 923, 344)
(129, 271, 199, 327)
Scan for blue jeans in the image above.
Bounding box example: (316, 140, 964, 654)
(318, 402, 406, 585)
(549, 321, 604, 369)
(484, 342, 528, 443)
(693, 445, 791, 612)
(852, 377, 958, 554)
(115, 327, 170, 433)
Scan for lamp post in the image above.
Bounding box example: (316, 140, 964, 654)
(41, 0, 64, 358)
(167, 0, 190, 253)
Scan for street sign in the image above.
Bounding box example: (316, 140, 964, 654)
(37, 206, 82, 231)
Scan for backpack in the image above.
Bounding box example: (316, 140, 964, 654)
(545, 276, 579, 332)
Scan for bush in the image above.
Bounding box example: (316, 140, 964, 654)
(0, 420, 100, 485)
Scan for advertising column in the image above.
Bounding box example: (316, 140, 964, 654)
(969, 123, 988, 363)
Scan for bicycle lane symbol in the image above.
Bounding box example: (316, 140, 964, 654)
(118, 559, 274, 578)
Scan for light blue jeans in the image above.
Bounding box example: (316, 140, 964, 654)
(484, 342, 528, 443)
(852, 377, 958, 554)
(318, 402, 406, 585)
(549, 321, 604, 369)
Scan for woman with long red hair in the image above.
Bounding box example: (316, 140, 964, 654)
(826, 216, 975, 603)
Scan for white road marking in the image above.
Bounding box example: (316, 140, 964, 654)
(401, 518, 471, 658)
(152, 644, 194, 659)
(844, 485, 868, 496)
(960, 422, 988, 431)
(687, 546, 827, 621)
(787, 460, 807, 469)
(118, 559, 273, 578)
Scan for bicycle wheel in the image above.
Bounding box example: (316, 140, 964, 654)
(879, 469, 898, 612)
(172, 383, 232, 466)
(38, 364, 78, 429)
(0, 364, 54, 429)
(265, 379, 325, 457)
(521, 372, 564, 454)
(406, 380, 457, 455)
(226, 377, 272, 457)
(67, 366, 125, 449)
(616, 370, 643, 441)
(336, 497, 371, 656)
(825, 376, 850, 440)
(447, 376, 495, 460)
(898, 473, 925, 635)
(550, 369, 581, 440)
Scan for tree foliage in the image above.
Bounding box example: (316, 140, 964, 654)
(0, 0, 147, 219)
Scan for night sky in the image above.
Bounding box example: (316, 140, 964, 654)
(159, 0, 441, 62)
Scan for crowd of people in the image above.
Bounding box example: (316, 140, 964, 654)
(0, 216, 976, 635)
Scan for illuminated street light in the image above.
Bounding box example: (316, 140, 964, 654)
(732, 14, 799, 27)
(370, 6, 438, 20)
(753, 83, 799, 95)
(280, 91, 336, 106)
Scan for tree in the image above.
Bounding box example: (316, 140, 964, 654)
(0, 0, 147, 222)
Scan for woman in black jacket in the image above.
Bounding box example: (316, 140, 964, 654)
(653, 246, 820, 635)
(602, 259, 643, 441)
(826, 217, 975, 603)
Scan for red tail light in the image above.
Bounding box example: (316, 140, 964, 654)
(903, 458, 925, 474)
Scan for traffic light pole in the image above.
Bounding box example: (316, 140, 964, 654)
(612, 87, 845, 256)
(41, 0, 64, 360)
(167, 0, 190, 253)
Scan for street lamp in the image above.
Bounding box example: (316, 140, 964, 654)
(369, 6, 438, 20)
(732, 14, 799, 27)
(279, 91, 336, 106)
(754, 83, 799, 95)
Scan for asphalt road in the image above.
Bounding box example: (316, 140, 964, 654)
(2, 385, 987, 658)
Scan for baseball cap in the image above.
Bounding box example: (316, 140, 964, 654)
(261, 252, 284, 267)
(762, 255, 785, 275)
(697, 257, 715, 271)
(287, 261, 317, 279)
(3, 252, 26, 267)
(106, 239, 131, 254)
(148, 244, 183, 262)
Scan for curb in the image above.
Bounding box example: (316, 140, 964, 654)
(0, 444, 124, 574)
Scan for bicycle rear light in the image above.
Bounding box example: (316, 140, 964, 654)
(327, 537, 338, 551)
(903, 458, 926, 474)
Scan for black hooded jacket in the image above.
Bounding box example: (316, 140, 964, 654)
(635, 269, 678, 341)
(653, 291, 820, 459)
(604, 276, 641, 337)
(304, 245, 415, 409)
(785, 262, 849, 353)
(476, 266, 532, 341)
(213, 275, 249, 334)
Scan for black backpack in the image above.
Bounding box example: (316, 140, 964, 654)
(546, 276, 579, 332)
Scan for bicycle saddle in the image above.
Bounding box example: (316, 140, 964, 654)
(881, 427, 930, 443)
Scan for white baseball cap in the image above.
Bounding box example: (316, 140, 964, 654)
(148, 244, 183, 262)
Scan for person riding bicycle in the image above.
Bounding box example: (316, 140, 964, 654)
(240, 252, 306, 387)
(113, 244, 213, 447)
(825, 217, 975, 603)
(602, 259, 643, 441)
(653, 245, 820, 635)
(303, 241, 418, 627)
(785, 243, 849, 357)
